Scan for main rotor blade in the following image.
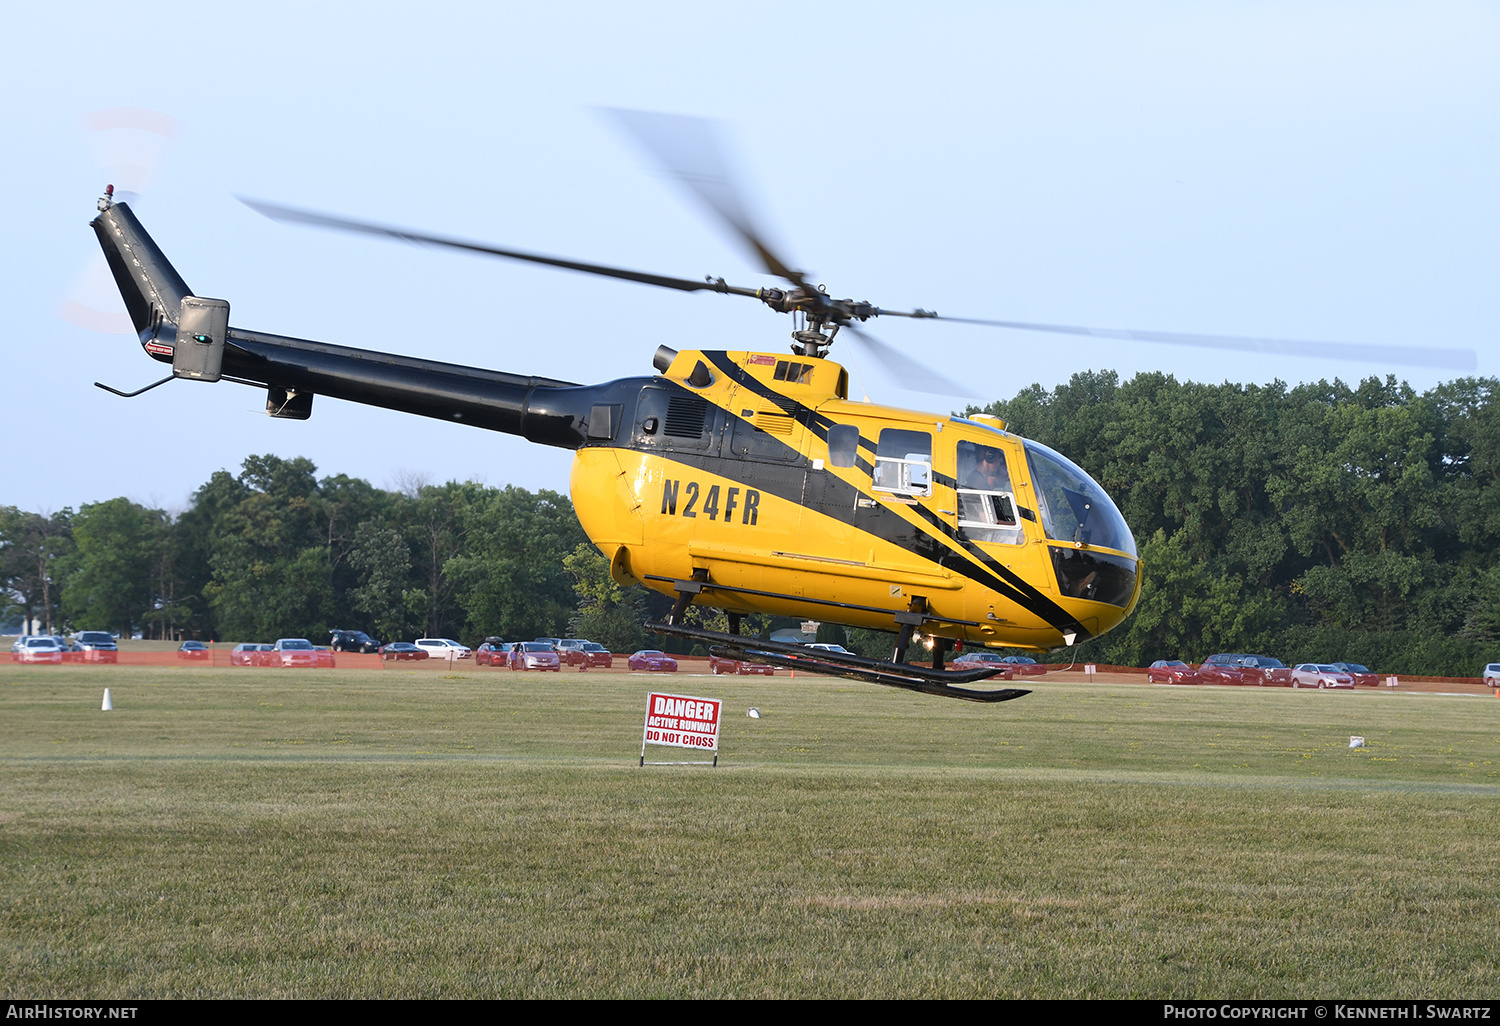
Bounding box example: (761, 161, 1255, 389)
(878, 309, 1477, 371)
(845, 324, 979, 398)
(601, 108, 812, 291)
(239, 197, 762, 297)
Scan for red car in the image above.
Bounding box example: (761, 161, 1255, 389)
(949, 651, 1020, 680)
(476, 639, 510, 666)
(1331, 662, 1380, 687)
(709, 653, 774, 675)
(628, 650, 677, 672)
(1198, 654, 1291, 686)
(312, 647, 337, 668)
(998, 655, 1048, 676)
(1147, 660, 1200, 684)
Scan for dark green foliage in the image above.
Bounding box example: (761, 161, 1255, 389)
(61, 498, 164, 636)
(975, 373, 1500, 672)
(562, 543, 648, 652)
(444, 486, 589, 643)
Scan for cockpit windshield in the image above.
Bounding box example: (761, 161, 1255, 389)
(1023, 440, 1136, 556)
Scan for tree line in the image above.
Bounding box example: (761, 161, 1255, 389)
(972, 372, 1500, 676)
(0, 455, 651, 652)
(5, 372, 1500, 674)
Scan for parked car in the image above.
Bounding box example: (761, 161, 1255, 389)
(230, 643, 273, 667)
(47, 636, 80, 660)
(950, 651, 1021, 680)
(476, 639, 511, 666)
(312, 647, 337, 668)
(579, 643, 614, 669)
(1290, 663, 1355, 689)
(807, 643, 852, 655)
(998, 655, 1048, 676)
(533, 638, 564, 649)
(1330, 662, 1380, 687)
(1199, 654, 1291, 686)
(628, 650, 678, 672)
(73, 631, 119, 663)
(177, 640, 211, 661)
(414, 638, 472, 660)
(272, 638, 319, 667)
(16, 636, 64, 664)
(1484, 664, 1500, 683)
(1146, 659, 1200, 684)
(508, 642, 560, 671)
(329, 629, 381, 653)
(710, 653, 775, 675)
(379, 642, 429, 661)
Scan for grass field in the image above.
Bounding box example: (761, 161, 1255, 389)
(3, 666, 1499, 998)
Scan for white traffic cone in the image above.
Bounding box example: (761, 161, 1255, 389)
(101, 688, 113, 711)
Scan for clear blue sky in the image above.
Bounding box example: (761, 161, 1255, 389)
(4, 1, 1496, 515)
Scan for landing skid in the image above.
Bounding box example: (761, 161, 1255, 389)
(646, 622, 1030, 704)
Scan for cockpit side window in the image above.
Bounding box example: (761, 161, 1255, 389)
(827, 424, 860, 468)
(871, 428, 932, 497)
(955, 439, 1022, 544)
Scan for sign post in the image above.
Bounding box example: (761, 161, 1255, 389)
(640, 691, 721, 767)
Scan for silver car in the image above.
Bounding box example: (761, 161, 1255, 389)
(1290, 663, 1354, 689)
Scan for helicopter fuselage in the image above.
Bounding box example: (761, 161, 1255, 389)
(572, 348, 1140, 650)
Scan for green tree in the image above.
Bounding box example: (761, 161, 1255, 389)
(201, 455, 335, 641)
(60, 498, 163, 636)
(1, 507, 72, 634)
(346, 517, 416, 643)
(562, 542, 646, 652)
(445, 486, 587, 643)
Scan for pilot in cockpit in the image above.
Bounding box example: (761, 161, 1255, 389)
(963, 445, 1011, 492)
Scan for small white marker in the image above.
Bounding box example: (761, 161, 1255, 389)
(101, 688, 113, 712)
(1349, 736, 1365, 749)
(747, 708, 761, 719)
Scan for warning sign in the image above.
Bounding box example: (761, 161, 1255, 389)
(642, 691, 721, 752)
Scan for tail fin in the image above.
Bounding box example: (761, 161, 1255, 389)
(90, 199, 192, 341)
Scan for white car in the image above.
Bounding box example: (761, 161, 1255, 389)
(17, 637, 65, 664)
(414, 638, 472, 660)
(1483, 664, 1500, 683)
(1290, 663, 1354, 689)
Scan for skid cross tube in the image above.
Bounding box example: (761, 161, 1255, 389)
(647, 621, 1013, 687)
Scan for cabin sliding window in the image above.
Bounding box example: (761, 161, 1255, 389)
(827, 424, 860, 468)
(871, 428, 932, 497)
(955, 439, 1022, 544)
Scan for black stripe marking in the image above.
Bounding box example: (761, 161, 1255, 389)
(683, 353, 1085, 635)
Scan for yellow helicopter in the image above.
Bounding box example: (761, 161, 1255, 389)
(88, 111, 1471, 702)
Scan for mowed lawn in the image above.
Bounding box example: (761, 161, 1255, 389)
(3, 666, 1498, 998)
